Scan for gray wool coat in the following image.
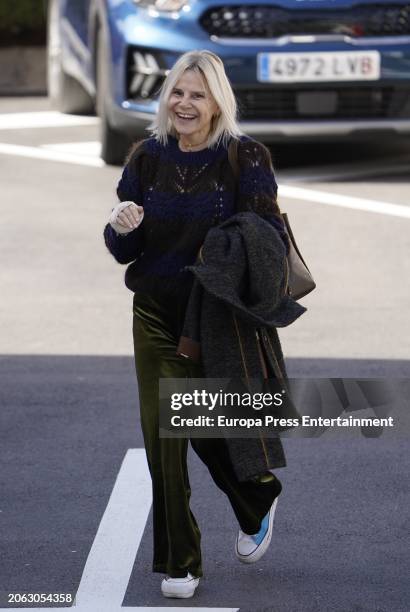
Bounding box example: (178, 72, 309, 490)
(177, 211, 307, 482)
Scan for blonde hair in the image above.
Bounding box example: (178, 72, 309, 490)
(150, 50, 243, 148)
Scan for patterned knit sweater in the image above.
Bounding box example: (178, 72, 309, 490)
(103, 134, 287, 309)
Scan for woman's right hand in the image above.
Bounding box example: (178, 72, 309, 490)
(109, 201, 144, 234)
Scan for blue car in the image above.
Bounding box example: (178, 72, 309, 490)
(47, 0, 410, 164)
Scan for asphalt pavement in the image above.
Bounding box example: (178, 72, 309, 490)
(0, 97, 409, 612)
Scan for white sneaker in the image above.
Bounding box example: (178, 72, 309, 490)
(235, 497, 278, 564)
(161, 572, 200, 598)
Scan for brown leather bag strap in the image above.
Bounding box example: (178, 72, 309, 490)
(228, 138, 240, 180)
(228, 138, 315, 300)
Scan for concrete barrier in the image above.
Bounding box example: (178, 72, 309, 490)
(0, 46, 47, 95)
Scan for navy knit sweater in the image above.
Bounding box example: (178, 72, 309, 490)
(103, 134, 287, 309)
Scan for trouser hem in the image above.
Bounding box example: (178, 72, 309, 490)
(153, 563, 203, 578)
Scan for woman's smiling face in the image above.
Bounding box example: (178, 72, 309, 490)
(167, 69, 219, 144)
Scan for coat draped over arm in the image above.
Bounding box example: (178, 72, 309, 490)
(177, 211, 306, 481)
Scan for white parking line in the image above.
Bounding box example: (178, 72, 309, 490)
(0, 142, 104, 167)
(41, 141, 101, 157)
(279, 184, 410, 219)
(0, 111, 99, 130)
(75, 448, 152, 608)
(0, 448, 238, 612)
(0, 137, 409, 219)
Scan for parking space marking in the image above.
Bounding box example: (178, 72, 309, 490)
(1, 136, 409, 219)
(280, 184, 410, 219)
(0, 448, 238, 612)
(41, 141, 101, 157)
(0, 111, 98, 130)
(75, 448, 152, 608)
(0, 142, 104, 167)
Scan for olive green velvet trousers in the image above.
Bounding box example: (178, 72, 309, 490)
(132, 292, 282, 578)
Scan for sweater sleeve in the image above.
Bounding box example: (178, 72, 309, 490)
(236, 139, 290, 253)
(103, 142, 146, 265)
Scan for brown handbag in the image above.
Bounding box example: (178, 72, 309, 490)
(228, 139, 316, 300)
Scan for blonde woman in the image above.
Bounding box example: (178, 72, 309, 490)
(104, 50, 290, 599)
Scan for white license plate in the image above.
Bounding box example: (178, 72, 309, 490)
(258, 51, 381, 83)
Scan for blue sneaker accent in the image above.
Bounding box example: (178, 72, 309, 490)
(251, 512, 270, 546)
(235, 495, 280, 563)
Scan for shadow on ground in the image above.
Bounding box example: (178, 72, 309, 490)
(1, 355, 409, 611)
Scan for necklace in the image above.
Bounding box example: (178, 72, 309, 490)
(178, 137, 209, 152)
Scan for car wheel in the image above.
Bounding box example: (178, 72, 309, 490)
(96, 28, 133, 166)
(47, 0, 93, 114)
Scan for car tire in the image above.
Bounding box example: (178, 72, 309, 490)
(96, 28, 133, 166)
(47, 0, 93, 114)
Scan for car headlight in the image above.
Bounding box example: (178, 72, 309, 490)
(134, 0, 188, 12)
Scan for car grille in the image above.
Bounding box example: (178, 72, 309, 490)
(235, 86, 410, 120)
(200, 4, 410, 38)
